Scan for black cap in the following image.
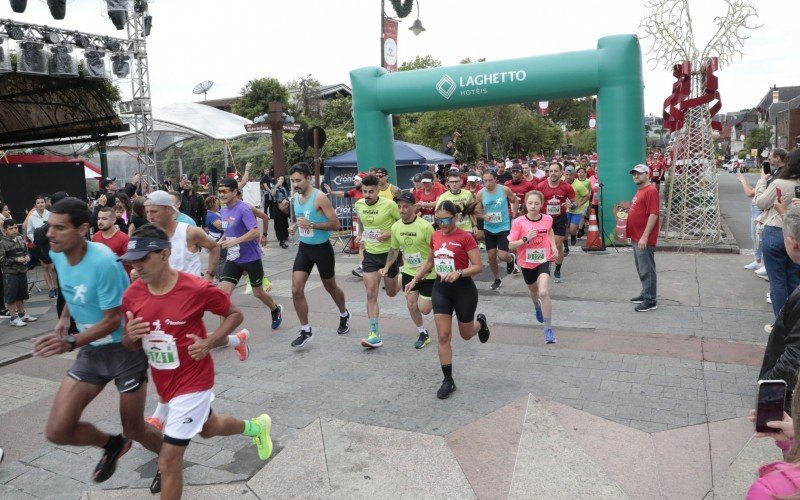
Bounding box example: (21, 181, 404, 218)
(394, 191, 416, 205)
(104, 176, 116, 183)
(118, 237, 171, 262)
(374, 167, 389, 175)
(411, 173, 423, 182)
(219, 178, 238, 191)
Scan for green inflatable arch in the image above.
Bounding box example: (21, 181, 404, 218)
(350, 34, 645, 235)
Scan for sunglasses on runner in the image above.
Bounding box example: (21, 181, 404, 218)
(435, 216, 454, 226)
(218, 188, 231, 194)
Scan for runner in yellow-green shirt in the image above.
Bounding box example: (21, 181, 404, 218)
(381, 192, 436, 350)
(353, 174, 401, 349)
(566, 165, 591, 247)
(436, 171, 476, 235)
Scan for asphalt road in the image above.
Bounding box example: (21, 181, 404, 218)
(716, 168, 760, 250)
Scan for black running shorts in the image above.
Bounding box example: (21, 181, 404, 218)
(551, 213, 568, 237)
(362, 251, 399, 277)
(401, 273, 435, 300)
(484, 230, 510, 252)
(521, 262, 550, 285)
(293, 241, 336, 279)
(68, 343, 149, 393)
(221, 259, 265, 287)
(432, 277, 478, 323)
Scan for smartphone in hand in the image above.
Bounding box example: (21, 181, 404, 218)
(763, 161, 771, 175)
(755, 380, 787, 433)
(794, 186, 800, 199)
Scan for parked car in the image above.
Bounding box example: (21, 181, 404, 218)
(742, 158, 756, 173)
(723, 160, 735, 173)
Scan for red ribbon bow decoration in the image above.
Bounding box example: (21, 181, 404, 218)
(663, 61, 692, 132)
(679, 57, 723, 131)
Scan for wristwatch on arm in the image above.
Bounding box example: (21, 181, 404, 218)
(65, 334, 77, 352)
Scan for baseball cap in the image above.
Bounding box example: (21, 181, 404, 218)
(218, 177, 238, 191)
(511, 164, 523, 172)
(420, 171, 434, 183)
(394, 191, 416, 205)
(449, 165, 460, 171)
(528, 159, 538, 166)
(629, 164, 649, 174)
(411, 173, 423, 182)
(103, 176, 116, 184)
(564, 165, 576, 174)
(118, 237, 172, 262)
(467, 175, 480, 182)
(504, 160, 513, 169)
(145, 190, 177, 210)
(374, 167, 389, 175)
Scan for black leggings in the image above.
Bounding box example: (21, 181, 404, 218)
(432, 277, 478, 323)
(270, 202, 290, 242)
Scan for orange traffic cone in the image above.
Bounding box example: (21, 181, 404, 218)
(344, 215, 360, 254)
(582, 208, 604, 251)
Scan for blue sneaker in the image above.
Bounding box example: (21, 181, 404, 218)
(553, 270, 562, 283)
(534, 299, 544, 323)
(544, 328, 556, 344)
(271, 304, 283, 330)
(360, 332, 383, 348)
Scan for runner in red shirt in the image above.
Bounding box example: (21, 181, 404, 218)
(505, 164, 535, 217)
(407, 199, 490, 400)
(121, 224, 273, 499)
(92, 207, 131, 275)
(535, 162, 576, 283)
(414, 171, 446, 224)
(626, 164, 660, 312)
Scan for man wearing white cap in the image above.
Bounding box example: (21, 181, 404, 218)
(626, 164, 660, 312)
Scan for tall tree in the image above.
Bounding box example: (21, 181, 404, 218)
(231, 77, 288, 120)
(546, 98, 595, 131)
(287, 74, 324, 120)
(398, 55, 441, 72)
(321, 96, 353, 130)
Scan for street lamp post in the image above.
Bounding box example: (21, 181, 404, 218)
(381, 0, 424, 67)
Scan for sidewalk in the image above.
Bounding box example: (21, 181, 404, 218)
(0, 241, 777, 499)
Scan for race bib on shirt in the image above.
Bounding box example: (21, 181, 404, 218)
(404, 252, 423, 268)
(525, 248, 547, 264)
(484, 211, 502, 223)
(434, 256, 456, 275)
(546, 203, 561, 215)
(142, 331, 180, 370)
(363, 229, 382, 243)
(299, 225, 314, 238)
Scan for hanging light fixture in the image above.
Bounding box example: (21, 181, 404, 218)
(46, 0, 66, 20)
(9, 0, 27, 13)
(73, 33, 91, 49)
(17, 40, 48, 75)
(83, 49, 107, 79)
(408, 1, 425, 36)
(106, 0, 130, 30)
(49, 43, 78, 77)
(111, 52, 130, 78)
(6, 24, 25, 41)
(0, 36, 11, 73)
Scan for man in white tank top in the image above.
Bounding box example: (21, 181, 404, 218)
(143, 191, 219, 279)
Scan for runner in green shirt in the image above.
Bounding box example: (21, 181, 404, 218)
(436, 171, 476, 235)
(381, 192, 436, 349)
(353, 174, 401, 349)
(566, 165, 591, 246)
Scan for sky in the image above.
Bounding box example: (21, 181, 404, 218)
(2, 0, 792, 118)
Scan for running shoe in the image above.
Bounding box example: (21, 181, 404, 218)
(360, 332, 383, 348)
(0, 309, 11, 319)
(93, 434, 131, 483)
(767, 293, 772, 304)
(765, 324, 773, 334)
(437, 378, 456, 399)
(251, 413, 273, 460)
(262, 278, 273, 293)
(577, 228, 585, 238)
(544, 327, 557, 344)
(570, 234, 577, 245)
(506, 259, 514, 275)
(755, 266, 767, 277)
(534, 299, 544, 323)
(291, 329, 313, 348)
(48, 288, 56, 299)
(337, 310, 351, 334)
(235, 329, 251, 361)
(553, 270, 562, 283)
(271, 304, 283, 330)
(744, 260, 761, 270)
(243, 282, 253, 295)
(629, 295, 644, 304)
(352, 266, 364, 278)
(634, 301, 658, 312)
(477, 313, 490, 343)
(564, 244, 570, 256)
(490, 279, 502, 290)
(10, 317, 26, 327)
(144, 417, 164, 432)
(20, 313, 37, 322)
(150, 470, 161, 494)
(415, 329, 431, 349)
(478, 242, 486, 250)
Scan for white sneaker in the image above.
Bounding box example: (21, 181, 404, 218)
(20, 313, 37, 322)
(755, 266, 768, 277)
(767, 293, 772, 304)
(10, 317, 26, 327)
(744, 260, 761, 270)
(765, 324, 773, 334)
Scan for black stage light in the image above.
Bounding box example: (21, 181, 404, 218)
(42, 31, 60, 45)
(9, 0, 27, 14)
(6, 25, 25, 41)
(18, 40, 47, 75)
(47, 0, 66, 20)
(50, 44, 77, 76)
(83, 49, 106, 79)
(111, 53, 129, 78)
(74, 34, 91, 49)
(104, 38, 121, 53)
(143, 15, 152, 36)
(106, 0, 129, 30)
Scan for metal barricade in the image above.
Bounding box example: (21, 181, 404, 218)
(328, 194, 358, 253)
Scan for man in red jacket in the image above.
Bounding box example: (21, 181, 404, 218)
(626, 164, 660, 312)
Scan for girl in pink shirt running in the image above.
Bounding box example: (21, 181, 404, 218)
(508, 191, 559, 344)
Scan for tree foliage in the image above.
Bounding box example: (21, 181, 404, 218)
(546, 98, 595, 131)
(231, 77, 289, 120)
(398, 55, 441, 72)
(569, 129, 597, 154)
(744, 125, 771, 156)
(287, 74, 323, 120)
(321, 96, 353, 130)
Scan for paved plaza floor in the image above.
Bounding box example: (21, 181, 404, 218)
(0, 239, 780, 498)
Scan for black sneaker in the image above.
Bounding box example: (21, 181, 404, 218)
(629, 295, 644, 304)
(291, 329, 313, 348)
(150, 470, 161, 494)
(414, 329, 431, 349)
(477, 313, 490, 343)
(570, 234, 577, 245)
(506, 259, 514, 275)
(337, 310, 351, 334)
(490, 279, 501, 290)
(93, 434, 131, 483)
(0, 309, 11, 319)
(437, 378, 456, 399)
(564, 243, 570, 256)
(634, 301, 658, 312)
(271, 304, 283, 330)
(577, 228, 585, 238)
